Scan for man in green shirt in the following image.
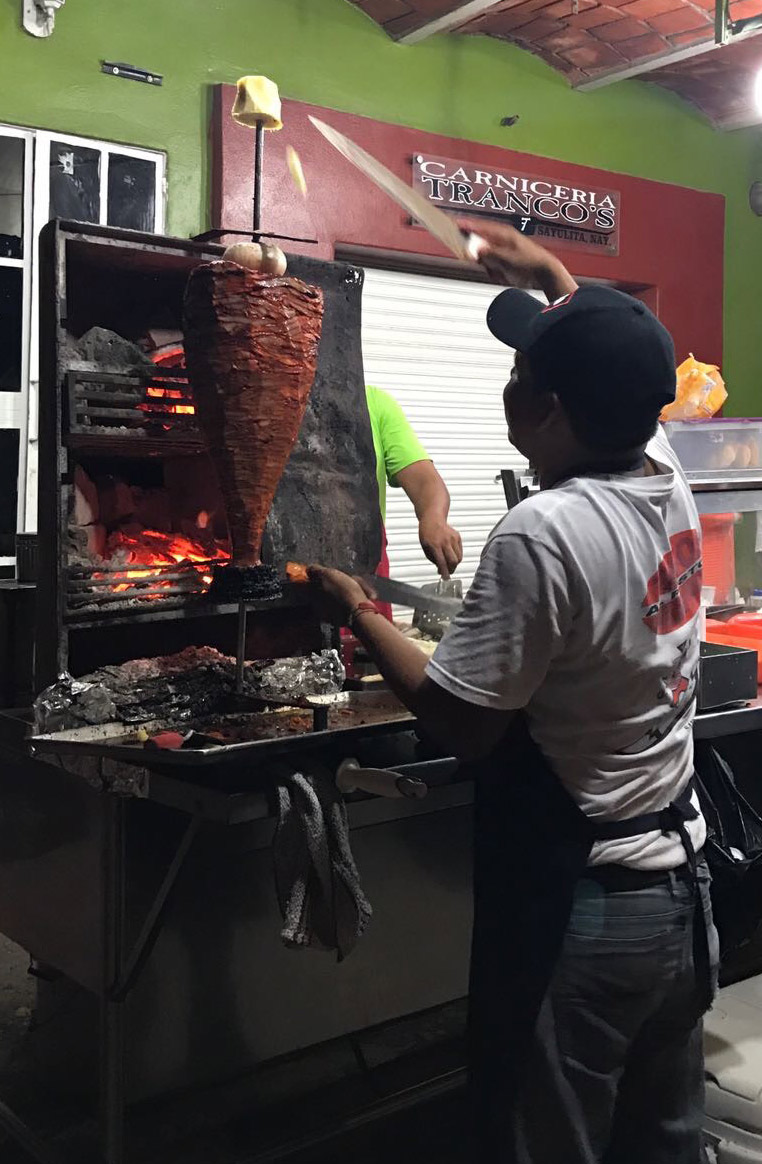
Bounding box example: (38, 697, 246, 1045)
(366, 385, 462, 581)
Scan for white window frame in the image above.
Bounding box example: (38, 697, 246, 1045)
(0, 126, 167, 539)
(0, 125, 34, 566)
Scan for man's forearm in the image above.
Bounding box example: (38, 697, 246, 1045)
(349, 611, 463, 750)
(307, 564, 509, 760)
(350, 610, 512, 759)
(536, 256, 578, 303)
(469, 219, 578, 302)
(395, 461, 462, 578)
(352, 610, 430, 712)
(396, 461, 450, 524)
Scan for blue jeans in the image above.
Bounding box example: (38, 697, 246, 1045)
(511, 863, 719, 1164)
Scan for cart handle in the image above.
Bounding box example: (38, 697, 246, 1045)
(336, 758, 427, 800)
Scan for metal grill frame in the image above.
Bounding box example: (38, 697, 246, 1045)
(36, 220, 231, 689)
(66, 368, 199, 443)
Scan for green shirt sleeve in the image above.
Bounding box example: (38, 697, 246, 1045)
(366, 385, 429, 488)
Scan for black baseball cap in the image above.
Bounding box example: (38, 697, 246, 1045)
(486, 285, 676, 428)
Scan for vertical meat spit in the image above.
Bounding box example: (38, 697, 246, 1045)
(183, 263, 324, 601)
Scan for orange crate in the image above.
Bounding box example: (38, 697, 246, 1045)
(705, 615, 762, 682)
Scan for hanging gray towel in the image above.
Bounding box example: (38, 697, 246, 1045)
(273, 765, 372, 960)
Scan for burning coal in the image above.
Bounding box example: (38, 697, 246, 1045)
(69, 465, 231, 609)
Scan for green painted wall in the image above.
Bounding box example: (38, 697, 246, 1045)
(1, 0, 760, 414)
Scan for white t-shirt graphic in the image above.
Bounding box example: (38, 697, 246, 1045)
(428, 428, 705, 870)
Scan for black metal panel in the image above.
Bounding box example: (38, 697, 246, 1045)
(36, 220, 68, 691)
(124, 798, 472, 1098)
(0, 743, 105, 992)
(698, 641, 758, 710)
(21, 777, 473, 1103)
(0, 428, 19, 555)
(262, 254, 382, 576)
(0, 583, 35, 706)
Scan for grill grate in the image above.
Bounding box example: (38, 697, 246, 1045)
(66, 559, 216, 618)
(66, 369, 200, 442)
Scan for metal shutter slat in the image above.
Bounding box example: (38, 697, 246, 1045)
(362, 268, 538, 596)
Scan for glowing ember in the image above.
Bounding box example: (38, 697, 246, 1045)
(94, 529, 230, 599)
(107, 529, 228, 565)
(137, 385, 195, 417)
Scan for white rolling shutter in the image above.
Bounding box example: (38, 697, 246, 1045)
(361, 267, 538, 591)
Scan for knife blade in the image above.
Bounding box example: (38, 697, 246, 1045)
(368, 574, 463, 617)
(309, 115, 479, 262)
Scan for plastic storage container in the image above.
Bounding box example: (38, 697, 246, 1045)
(664, 419, 762, 473)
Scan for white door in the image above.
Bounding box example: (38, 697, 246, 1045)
(361, 266, 537, 591)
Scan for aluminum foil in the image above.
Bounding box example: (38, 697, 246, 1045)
(244, 650, 345, 701)
(34, 672, 118, 734)
(34, 649, 346, 733)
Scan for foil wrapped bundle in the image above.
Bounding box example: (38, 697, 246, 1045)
(248, 651, 345, 703)
(34, 646, 345, 734)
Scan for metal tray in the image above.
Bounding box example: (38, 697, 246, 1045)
(30, 692, 415, 768)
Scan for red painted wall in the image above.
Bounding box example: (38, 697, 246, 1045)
(213, 89, 724, 365)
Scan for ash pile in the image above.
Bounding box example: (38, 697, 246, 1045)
(35, 646, 345, 734)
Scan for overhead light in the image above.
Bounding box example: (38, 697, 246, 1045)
(754, 66, 762, 116)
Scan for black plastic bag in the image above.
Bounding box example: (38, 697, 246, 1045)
(695, 739, 762, 958)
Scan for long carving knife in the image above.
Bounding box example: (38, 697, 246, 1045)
(309, 115, 482, 263)
(368, 574, 463, 617)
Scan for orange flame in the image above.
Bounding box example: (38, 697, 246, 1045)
(94, 529, 230, 598)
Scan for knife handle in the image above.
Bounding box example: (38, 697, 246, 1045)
(336, 758, 427, 800)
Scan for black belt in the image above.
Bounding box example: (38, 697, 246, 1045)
(585, 860, 699, 893)
(590, 780, 698, 844)
(585, 781, 700, 890)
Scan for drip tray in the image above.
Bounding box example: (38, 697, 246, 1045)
(30, 692, 415, 768)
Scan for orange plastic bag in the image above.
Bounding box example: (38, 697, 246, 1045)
(660, 354, 727, 421)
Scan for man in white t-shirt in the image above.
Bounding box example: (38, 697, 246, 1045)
(309, 222, 717, 1164)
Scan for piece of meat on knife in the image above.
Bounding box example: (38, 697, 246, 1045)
(285, 561, 310, 583)
(183, 262, 324, 579)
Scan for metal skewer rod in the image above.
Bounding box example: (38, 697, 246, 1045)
(253, 121, 265, 239)
(236, 599, 247, 694)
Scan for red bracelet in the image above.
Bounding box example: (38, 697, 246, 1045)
(348, 601, 380, 632)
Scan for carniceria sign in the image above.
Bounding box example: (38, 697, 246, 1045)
(412, 154, 620, 255)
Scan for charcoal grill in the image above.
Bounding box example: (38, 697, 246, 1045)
(0, 688, 466, 1164)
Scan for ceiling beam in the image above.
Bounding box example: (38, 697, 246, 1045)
(576, 38, 722, 90)
(715, 109, 762, 130)
(575, 25, 762, 91)
(396, 0, 501, 44)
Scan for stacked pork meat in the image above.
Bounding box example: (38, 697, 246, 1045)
(184, 261, 323, 598)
